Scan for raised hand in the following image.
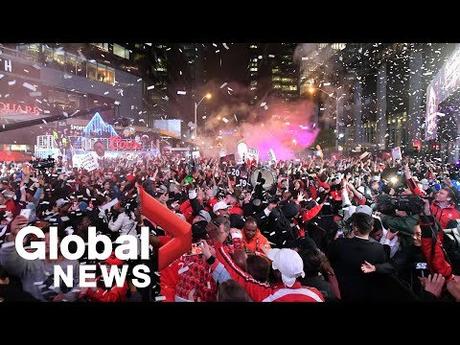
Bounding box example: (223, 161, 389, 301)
(423, 273, 445, 298)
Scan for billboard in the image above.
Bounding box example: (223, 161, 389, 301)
(425, 44, 460, 140)
(153, 119, 182, 138)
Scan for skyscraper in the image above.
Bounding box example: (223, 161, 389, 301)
(248, 43, 299, 104)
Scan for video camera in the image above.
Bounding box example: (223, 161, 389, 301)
(31, 156, 55, 170)
(376, 194, 425, 216)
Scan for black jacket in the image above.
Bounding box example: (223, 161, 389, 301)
(0, 284, 37, 302)
(327, 237, 402, 301)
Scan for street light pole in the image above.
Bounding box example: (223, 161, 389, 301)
(194, 101, 198, 138)
(193, 93, 211, 139)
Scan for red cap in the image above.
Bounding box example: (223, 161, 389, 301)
(104, 252, 124, 266)
(330, 190, 342, 201)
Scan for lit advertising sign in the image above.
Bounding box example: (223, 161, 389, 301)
(425, 44, 460, 140)
(0, 56, 41, 79)
(108, 136, 142, 150)
(153, 119, 182, 138)
(425, 85, 438, 141)
(0, 102, 41, 116)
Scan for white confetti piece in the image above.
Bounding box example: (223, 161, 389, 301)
(147, 85, 155, 90)
(104, 91, 109, 95)
(42, 119, 47, 124)
(8, 80, 16, 86)
(177, 90, 186, 95)
(220, 82, 228, 89)
(0, 74, 4, 80)
(223, 43, 229, 50)
(178, 265, 189, 274)
(155, 296, 166, 301)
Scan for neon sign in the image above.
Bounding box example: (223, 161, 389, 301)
(0, 102, 41, 116)
(108, 136, 142, 150)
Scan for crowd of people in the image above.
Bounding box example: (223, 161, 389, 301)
(1, 150, 460, 302)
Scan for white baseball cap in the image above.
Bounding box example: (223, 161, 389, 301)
(354, 205, 373, 217)
(56, 198, 69, 208)
(213, 201, 230, 213)
(198, 210, 212, 223)
(267, 248, 305, 288)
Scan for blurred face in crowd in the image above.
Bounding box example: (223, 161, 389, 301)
(208, 223, 230, 243)
(371, 181, 379, 192)
(435, 189, 451, 203)
(104, 182, 111, 191)
(205, 187, 214, 200)
(225, 194, 236, 205)
(76, 216, 92, 236)
(243, 221, 258, 240)
(294, 181, 301, 190)
(158, 192, 169, 204)
(413, 225, 422, 247)
(370, 228, 383, 242)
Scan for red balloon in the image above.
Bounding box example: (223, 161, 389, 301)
(139, 187, 191, 270)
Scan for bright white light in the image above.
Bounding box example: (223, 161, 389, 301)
(237, 142, 248, 159)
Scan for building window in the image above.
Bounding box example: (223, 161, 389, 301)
(86, 62, 98, 81)
(331, 43, 346, 51)
(75, 58, 85, 77)
(54, 51, 66, 66)
(65, 53, 78, 74)
(113, 44, 130, 59)
(17, 44, 41, 61)
(86, 62, 115, 85)
(93, 43, 109, 51)
(43, 45, 56, 66)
